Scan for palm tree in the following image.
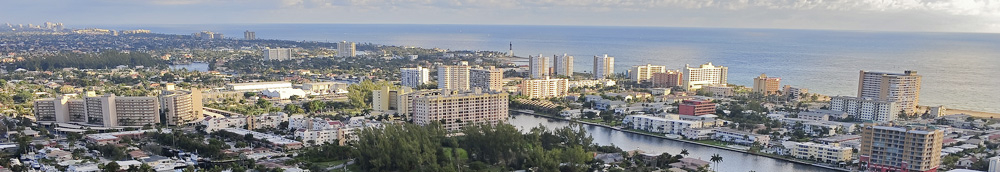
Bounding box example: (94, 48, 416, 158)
(680, 149, 690, 156)
(710, 154, 723, 171)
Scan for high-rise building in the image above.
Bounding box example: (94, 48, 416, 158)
(989, 157, 1000, 172)
(858, 70, 922, 114)
(244, 30, 256, 40)
(337, 41, 356, 57)
(829, 96, 899, 122)
(264, 48, 293, 61)
(372, 86, 413, 111)
(529, 54, 550, 79)
(160, 88, 204, 126)
(752, 73, 782, 95)
(593, 54, 615, 79)
(859, 124, 942, 172)
(400, 66, 430, 88)
(412, 89, 509, 131)
(520, 77, 569, 99)
(212, 33, 224, 39)
(683, 62, 728, 90)
(783, 85, 809, 101)
(629, 64, 666, 82)
(438, 65, 471, 90)
(33, 94, 161, 127)
(553, 54, 574, 77)
(651, 70, 683, 88)
(679, 100, 716, 116)
(469, 66, 504, 91)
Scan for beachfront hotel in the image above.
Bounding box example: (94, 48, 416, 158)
(683, 62, 728, 90)
(859, 124, 943, 172)
(858, 70, 922, 114)
(593, 54, 615, 79)
(629, 64, 666, 82)
(829, 96, 899, 122)
(752, 73, 782, 95)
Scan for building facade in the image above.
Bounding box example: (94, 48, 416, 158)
(651, 70, 682, 88)
(783, 85, 809, 101)
(593, 54, 615, 79)
(244, 30, 255, 40)
(226, 81, 293, 91)
(683, 62, 728, 90)
(553, 54, 574, 77)
(784, 141, 853, 163)
(858, 70, 922, 114)
(752, 73, 781, 95)
(437, 65, 471, 90)
(679, 100, 716, 116)
(859, 125, 943, 172)
(519, 78, 569, 99)
(337, 41, 356, 57)
(713, 129, 771, 146)
(829, 96, 899, 122)
(412, 89, 509, 131)
(629, 64, 666, 82)
(400, 66, 430, 88)
(372, 86, 413, 111)
(159, 89, 203, 126)
(263, 48, 293, 61)
(469, 66, 504, 91)
(529, 54, 550, 79)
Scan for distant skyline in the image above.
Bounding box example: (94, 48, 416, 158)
(2, 0, 999, 33)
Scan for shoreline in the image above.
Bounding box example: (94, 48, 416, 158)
(511, 110, 849, 172)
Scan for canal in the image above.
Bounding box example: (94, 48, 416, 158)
(508, 113, 838, 172)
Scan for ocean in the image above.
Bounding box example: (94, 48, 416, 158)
(98, 24, 1000, 114)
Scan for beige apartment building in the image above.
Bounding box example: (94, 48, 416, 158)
(593, 54, 615, 79)
(529, 54, 550, 79)
(519, 77, 569, 99)
(160, 88, 203, 126)
(784, 141, 853, 163)
(36, 91, 203, 127)
(858, 70, 922, 114)
(629, 64, 666, 82)
(651, 70, 682, 88)
(552, 54, 574, 77)
(753, 73, 782, 95)
(412, 89, 509, 131)
(859, 124, 943, 172)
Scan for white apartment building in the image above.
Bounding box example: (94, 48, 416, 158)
(683, 62, 728, 90)
(593, 54, 615, 79)
(629, 64, 666, 82)
(337, 41, 356, 57)
(301, 82, 348, 95)
(623, 115, 705, 135)
(529, 54, 550, 79)
(294, 129, 339, 146)
(263, 48, 293, 61)
(858, 70, 921, 114)
(713, 129, 770, 146)
(470, 66, 504, 91)
(400, 66, 430, 88)
(783, 85, 809, 101)
(438, 65, 471, 90)
(829, 96, 899, 122)
(783, 141, 853, 163)
(519, 78, 568, 99)
(553, 54, 574, 77)
(412, 89, 509, 131)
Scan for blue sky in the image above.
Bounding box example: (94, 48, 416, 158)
(2, 0, 999, 33)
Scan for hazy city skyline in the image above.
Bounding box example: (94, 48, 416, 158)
(2, 0, 999, 33)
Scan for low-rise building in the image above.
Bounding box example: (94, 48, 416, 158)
(294, 129, 338, 146)
(712, 128, 770, 146)
(783, 141, 853, 163)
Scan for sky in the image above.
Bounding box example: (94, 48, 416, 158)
(1, 0, 999, 33)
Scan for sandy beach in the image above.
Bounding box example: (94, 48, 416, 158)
(949, 109, 1000, 119)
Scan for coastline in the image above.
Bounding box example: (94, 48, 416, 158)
(948, 109, 1000, 119)
(511, 110, 850, 172)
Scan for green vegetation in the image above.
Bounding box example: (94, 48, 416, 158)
(13, 51, 166, 70)
(352, 122, 607, 171)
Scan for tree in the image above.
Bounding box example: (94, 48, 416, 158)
(680, 149, 689, 156)
(244, 92, 257, 98)
(102, 161, 121, 172)
(283, 104, 304, 114)
(710, 154, 723, 171)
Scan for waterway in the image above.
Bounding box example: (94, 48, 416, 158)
(169, 62, 210, 72)
(508, 113, 838, 172)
